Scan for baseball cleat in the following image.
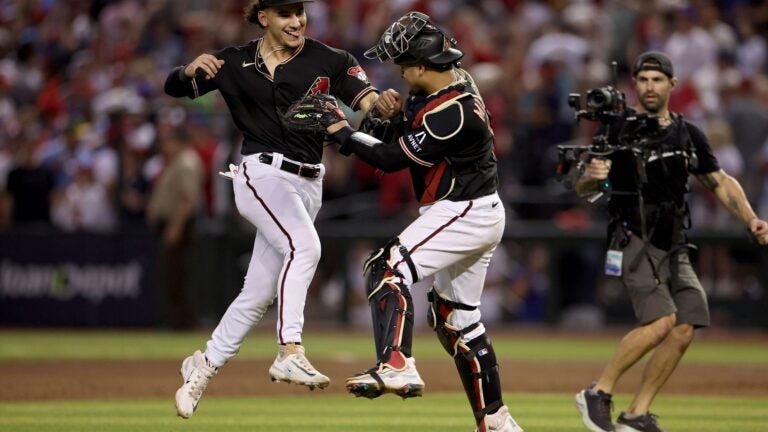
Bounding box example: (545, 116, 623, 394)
(268, 343, 330, 390)
(345, 356, 424, 399)
(476, 405, 525, 432)
(175, 350, 217, 419)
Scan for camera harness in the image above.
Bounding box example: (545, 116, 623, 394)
(612, 112, 698, 286)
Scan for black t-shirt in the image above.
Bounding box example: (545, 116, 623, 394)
(165, 37, 375, 164)
(602, 109, 720, 249)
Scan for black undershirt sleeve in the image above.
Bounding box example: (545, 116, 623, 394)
(330, 126, 412, 172)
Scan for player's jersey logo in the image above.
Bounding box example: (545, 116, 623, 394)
(307, 77, 330, 95)
(347, 66, 368, 83)
(406, 131, 427, 153)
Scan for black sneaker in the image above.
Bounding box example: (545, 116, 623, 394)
(574, 384, 615, 432)
(616, 412, 664, 432)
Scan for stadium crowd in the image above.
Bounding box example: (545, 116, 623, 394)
(1, 0, 767, 326)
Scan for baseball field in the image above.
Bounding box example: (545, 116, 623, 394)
(1, 328, 767, 431)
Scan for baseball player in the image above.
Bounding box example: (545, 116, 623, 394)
(291, 12, 524, 432)
(164, 0, 377, 419)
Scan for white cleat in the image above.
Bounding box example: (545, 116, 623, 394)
(346, 356, 425, 399)
(175, 350, 217, 419)
(268, 343, 330, 390)
(476, 405, 525, 432)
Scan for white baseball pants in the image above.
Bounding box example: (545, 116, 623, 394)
(393, 192, 505, 342)
(205, 153, 324, 367)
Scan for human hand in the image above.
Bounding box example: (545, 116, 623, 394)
(185, 54, 225, 80)
(749, 218, 768, 245)
(584, 158, 612, 180)
(375, 89, 402, 120)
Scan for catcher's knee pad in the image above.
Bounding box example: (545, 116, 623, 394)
(428, 289, 503, 424)
(364, 238, 417, 363)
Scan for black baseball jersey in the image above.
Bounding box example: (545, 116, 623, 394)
(603, 109, 720, 249)
(164, 37, 375, 164)
(334, 68, 498, 204)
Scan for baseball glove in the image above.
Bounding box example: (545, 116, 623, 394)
(282, 93, 347, 134)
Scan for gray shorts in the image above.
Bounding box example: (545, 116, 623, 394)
(614, 235, 710, 328)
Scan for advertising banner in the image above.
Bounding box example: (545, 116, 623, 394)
(0, 232, 156, 326)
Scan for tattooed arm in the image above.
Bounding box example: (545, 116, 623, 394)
(695, 169, 768, 245)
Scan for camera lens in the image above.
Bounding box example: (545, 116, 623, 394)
(586, 88, 612, 110)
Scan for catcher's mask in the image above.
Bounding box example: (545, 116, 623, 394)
(364, 12, 463, 70)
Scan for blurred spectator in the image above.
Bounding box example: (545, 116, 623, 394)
(51, 153, 117, 233)
(5, 138, 54, 229)
(734, 13, 766, 80)
(721, 79, 768, 199)
(117, 146, 151, 229)
(147, 127, 204, 329)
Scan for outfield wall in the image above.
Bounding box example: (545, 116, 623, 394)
(1, 223, 766, 328)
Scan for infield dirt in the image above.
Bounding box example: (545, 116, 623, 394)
(3, 358, 767, 401)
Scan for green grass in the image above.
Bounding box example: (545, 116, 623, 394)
(1, 330, 767, 431)
(1, 330, 767, 364)
(0, 393, 766, 432)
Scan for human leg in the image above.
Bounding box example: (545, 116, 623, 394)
(176, 161, 326, 418)
(614, 253, 708, 430)
(574, 314, 675, 432)
(428, 284, 522, 432)
(626, 323, 694, 414)
(234, 161, 323, 345)
(175, 231, 280, 418)
(595, 314, 676, 394)
(346, 194, 505, 401)
(232, 161, 327, 386)
(421, 197, 518, 431)
(575, 233, 684, 431)
(345, 238, 423, 398)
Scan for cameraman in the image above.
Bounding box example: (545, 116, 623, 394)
(573, 52, 768, 432)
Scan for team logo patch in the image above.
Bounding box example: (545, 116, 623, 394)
(406, 131, 426, 152)
(347, 66, 368, 83)
(307, 77, 330, 95)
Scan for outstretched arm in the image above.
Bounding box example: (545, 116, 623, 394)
(695, 169, 768, 244)
(326, 123, 411, 172)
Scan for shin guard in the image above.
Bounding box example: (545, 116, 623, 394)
(428, 289, 504, 428)
(364, 239, 416, 364)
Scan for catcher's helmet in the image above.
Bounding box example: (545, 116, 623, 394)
(364, 12, 463, 70)
(256, 0, 313, 10)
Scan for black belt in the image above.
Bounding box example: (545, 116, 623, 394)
(258, 153, 320, 179)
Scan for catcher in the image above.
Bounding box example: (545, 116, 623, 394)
(284, 12, 523, 432)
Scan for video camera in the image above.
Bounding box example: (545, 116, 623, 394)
(556, 61, 664, 195)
